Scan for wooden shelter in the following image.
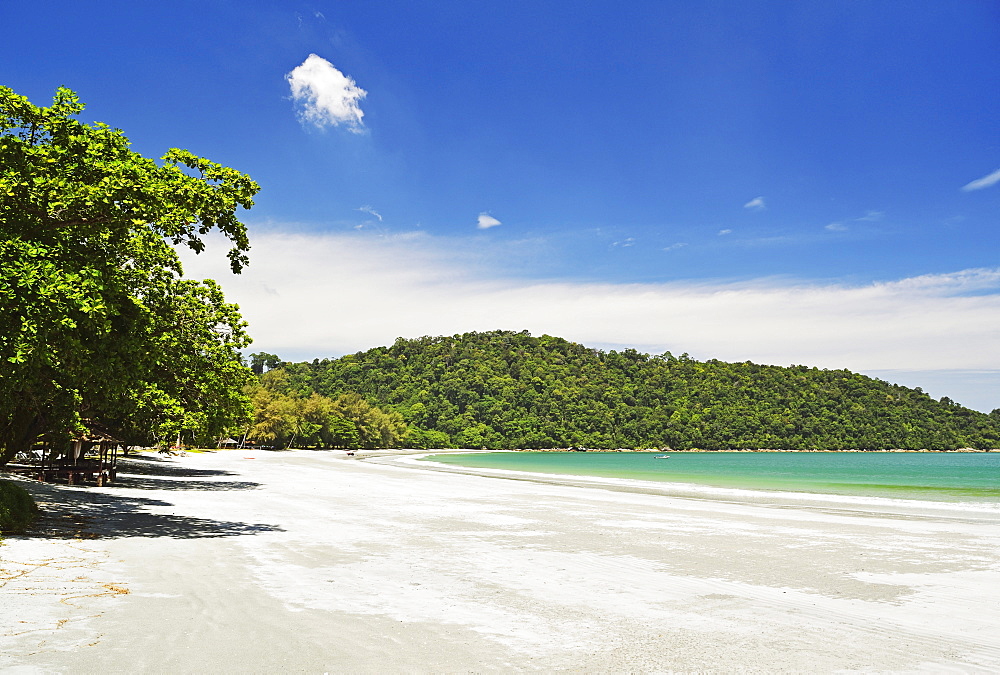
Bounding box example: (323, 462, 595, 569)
(28, 421, 125, 486)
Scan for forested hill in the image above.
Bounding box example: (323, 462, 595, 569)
(276, 330, 1000, 451)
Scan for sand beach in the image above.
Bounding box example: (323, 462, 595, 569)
(2, 449, 1000, 673)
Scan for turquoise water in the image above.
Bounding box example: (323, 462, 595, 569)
(422, 451, 1000, 503)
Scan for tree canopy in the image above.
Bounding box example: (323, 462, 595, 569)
(0, 87, 259, 463)
(277, 330, 1000, 451)
(243, 370, 408, 450)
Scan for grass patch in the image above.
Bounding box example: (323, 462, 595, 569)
(0, 480, 40, 538)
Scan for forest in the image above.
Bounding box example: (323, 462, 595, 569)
(257, 330, 1000, 451)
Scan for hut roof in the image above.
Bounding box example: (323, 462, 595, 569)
(79, 420, 128, 445)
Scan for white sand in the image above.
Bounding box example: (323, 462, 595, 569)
(2, 449, 1000, 673)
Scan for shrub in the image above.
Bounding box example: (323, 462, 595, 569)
(0, 480, 39, 536)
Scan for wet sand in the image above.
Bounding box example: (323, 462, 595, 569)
(2, 449, 1000, 673)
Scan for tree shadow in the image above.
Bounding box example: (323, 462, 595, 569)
(117, 455, 238, 478)
(6, 470, 282, 541)
(112, 474, 262, 491)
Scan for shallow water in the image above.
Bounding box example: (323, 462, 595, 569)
(422, 451, 1000, 503)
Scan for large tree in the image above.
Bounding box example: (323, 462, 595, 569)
(0, 86, 259, 463)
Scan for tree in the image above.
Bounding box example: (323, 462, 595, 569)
(246, 387, 301, 448)
(0, 86, 259, 464)
(249, 352, 282, 375)
(329, 393, 407, 449)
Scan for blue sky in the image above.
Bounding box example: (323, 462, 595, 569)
(4, 2, 1000, 410)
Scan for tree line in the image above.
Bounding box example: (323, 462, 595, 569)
(272, 330, 1000, 451)
(240, 369, 408, 449)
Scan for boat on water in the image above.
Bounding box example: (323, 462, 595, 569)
(655, 455, 670, 459)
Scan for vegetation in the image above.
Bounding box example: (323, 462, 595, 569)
(240, 367, 408, 449)
(0, 87, 258, 464)
(273, 330, 1000, 451)
(0, 480, 39, 536)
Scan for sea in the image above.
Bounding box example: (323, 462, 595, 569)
(421, 451, 1000, 504)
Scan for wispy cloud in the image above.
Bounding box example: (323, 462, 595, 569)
(663, 242, 687, 251)
(612, 238, 635, 248)
(857, 210, 884, 222)
(825, 223, 848, 232)
(961, 168, 1000, 192)
(286, 54, 367, 132)
(477, 213, 502, 229)
(180, 230, 1000, 380)
(358, 205, 383, 221)
(718, 229, 732, 236)
(743, 196, 766, 211)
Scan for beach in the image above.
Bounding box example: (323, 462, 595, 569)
(2, 450, 1000, 673)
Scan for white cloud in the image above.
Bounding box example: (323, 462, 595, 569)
(857, 210, 884, 222)
(477, 213, 502, 229)
(663, 243, 687, 251)
(961, 168, 1000, 192)
(718, 229, 732, 236)
(179, 230, 1000, 383)
(612, 238, 635, 248)
(825, 223, 848, 232)
(358, 205, 383, 221)
(744, 196, 766, 210)
(286, 54, 367, 132)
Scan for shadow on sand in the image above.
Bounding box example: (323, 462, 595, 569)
(4, 456, 281, 540)
(117, 454, 238, 478)
(112, 475, 262, 492)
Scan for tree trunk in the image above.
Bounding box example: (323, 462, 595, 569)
(0, 410, 45, 466)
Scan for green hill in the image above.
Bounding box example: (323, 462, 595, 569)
(277, 330, 1000, 451)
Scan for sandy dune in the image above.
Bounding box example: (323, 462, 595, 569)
(2, 449, 1000, 673)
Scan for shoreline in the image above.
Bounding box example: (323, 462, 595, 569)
(381, 452, 1000, 520)
(3, 449, 1000, 672)
(403, 449, 1000, 514)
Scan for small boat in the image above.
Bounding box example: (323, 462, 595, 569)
(655, 454, 670, 459)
